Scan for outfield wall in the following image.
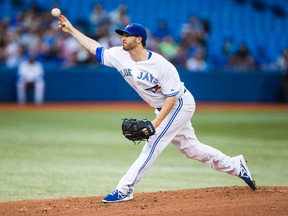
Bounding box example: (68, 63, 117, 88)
(0, 66, 283, 102)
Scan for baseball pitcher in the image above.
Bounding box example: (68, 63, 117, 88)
(55, 12, 256, 203)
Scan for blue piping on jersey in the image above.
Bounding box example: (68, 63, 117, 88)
(130, 98, 183, 187)
(165, 91, 179, 97)
(148, 51, 152, 59)
(95, 47, 105, 63)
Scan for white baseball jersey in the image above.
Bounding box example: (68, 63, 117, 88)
(95, 46, 185, 108)
(18, 60, 44, 82)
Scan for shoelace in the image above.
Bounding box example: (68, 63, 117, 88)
(110, 189, 119, 196)
(110, 189, 127, 199)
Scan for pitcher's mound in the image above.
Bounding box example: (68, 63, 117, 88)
(0, 186, 287, 216)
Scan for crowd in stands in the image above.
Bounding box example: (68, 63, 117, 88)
(0, 3, 287, 73)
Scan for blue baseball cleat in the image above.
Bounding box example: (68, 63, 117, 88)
(238, 155, 256, 190)
(102, 189, 133, 203)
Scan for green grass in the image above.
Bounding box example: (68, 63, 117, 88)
(0, 109, 287, 202)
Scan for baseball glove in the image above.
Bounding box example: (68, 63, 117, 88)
(122, 118, 156, 143)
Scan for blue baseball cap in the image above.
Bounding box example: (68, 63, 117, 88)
(115, 23, 147, 42)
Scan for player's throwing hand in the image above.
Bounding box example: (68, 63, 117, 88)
(57, 15, 73, 33)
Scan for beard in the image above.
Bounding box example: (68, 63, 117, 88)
(122, 40, 137, 51)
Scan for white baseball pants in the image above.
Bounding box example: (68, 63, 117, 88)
(17, 78, 45, 105)
(117, 90, 241, 194)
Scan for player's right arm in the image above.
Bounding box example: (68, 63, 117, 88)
(58, 15, 100, 55)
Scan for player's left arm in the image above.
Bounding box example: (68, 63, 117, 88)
(152, 96, 177, 129)
(151, 60, 180, 129)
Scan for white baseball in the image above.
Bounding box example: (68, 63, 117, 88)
(51, 8, 61, 17)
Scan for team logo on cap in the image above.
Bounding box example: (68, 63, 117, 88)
(125, 24, 133, 29)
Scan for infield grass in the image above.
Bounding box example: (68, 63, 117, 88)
(0, 107, 287, 202)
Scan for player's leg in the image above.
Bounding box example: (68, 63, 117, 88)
(171, 121, 240, 176)
(16, 79, 26, 105)
(171, 116, 256, 189)
(115, 130, 174, 191)
(102, 125, 175, 202)
(34, 79, 45, 105)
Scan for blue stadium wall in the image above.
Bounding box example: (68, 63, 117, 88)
(0, 66, 282, 103)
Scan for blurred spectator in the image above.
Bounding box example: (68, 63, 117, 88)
(16, 53, 45, 105)
(89, 3, 108, 33)
(158, 35, 179, 60)
(187, 39, 205, 59)
(178, 15, 208, 71)
(186, 52, 208, 72)
(4, 32, 24, 68)
(40, 27, 62, 63)
(254, 47, 272, 71)
(0, 18, 10, 64)
(210, 37, 236, 70)
(153, 20, 171, 41)
(180, 15, 207, 47)
(222, 37, 237, 60)
(145, 30, 161, 54)
(95, 19, 121, 48)
(171, 46, 188, 68)
(61, 34, 88, 67)
(276, 49, 288, 102)
(108, 5, 130, 29)
(276, 49, 288, 71)
(228, 43, 255, 72)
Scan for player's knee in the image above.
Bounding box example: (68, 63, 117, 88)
(179, 140, 201, 158)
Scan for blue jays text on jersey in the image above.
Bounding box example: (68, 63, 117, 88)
(119, 69, 159, 86)
(119, 68, 132, 77)
(137, 71, 159, 85)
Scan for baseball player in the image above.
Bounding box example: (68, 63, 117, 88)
(57, 14, 256, 203)
(16, 54, 45, 105)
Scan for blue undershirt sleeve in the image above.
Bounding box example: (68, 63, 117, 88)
(95, 47, 105, 64)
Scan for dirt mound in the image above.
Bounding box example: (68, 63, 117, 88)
(0, 186, 287, 216)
